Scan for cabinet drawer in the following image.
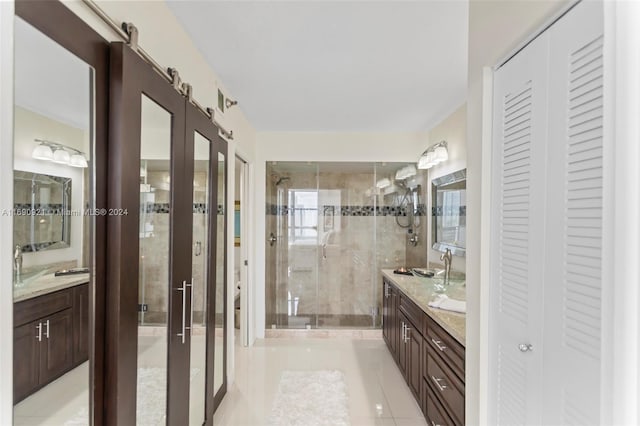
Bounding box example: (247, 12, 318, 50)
(426, 353, 464, 426)
(425, 378, 455, 426)
(399, 293, 425, 336)
(14, 288, 73, 327)
(425, 317, 465, 382)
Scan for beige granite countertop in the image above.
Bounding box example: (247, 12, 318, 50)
(13, 272, 90, 303)
(382, 269, 466, 346)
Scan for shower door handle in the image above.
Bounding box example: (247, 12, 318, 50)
(322, 243, 327, 259)
(194, 241, 202, 256)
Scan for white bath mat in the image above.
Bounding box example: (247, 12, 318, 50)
(64, 367, 200, 426)
(268, 370, 349, 426)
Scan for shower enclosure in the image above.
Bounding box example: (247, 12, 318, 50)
(265, 161, 424, 329)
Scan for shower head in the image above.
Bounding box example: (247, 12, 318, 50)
(275, 176, 291, 186)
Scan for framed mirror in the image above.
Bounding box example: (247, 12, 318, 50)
(431, 168, 466, 257)
(13, 171, 72, 253)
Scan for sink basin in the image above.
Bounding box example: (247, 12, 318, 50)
(13, 269, 48, 288)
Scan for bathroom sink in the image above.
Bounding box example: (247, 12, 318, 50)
(13, 269, 47, 288)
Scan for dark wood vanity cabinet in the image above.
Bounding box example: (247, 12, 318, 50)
(13, 283, 89, 403)
(382, 277, 465, 425)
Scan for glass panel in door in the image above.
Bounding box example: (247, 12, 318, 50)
(189, 132, 210, 425)
(138, 94, 172, 425)
(316, 163, 377, 328)
(213, 152, 226, 398)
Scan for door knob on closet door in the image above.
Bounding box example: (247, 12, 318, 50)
(518, 343, 533, 352)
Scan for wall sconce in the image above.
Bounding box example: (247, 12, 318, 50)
(32, 139, 88, 168)
(225, 98, 238, 109)
(418, 140, 449, 169)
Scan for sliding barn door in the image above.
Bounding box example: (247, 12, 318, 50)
(542, 2, 604, 424)
(489, 32, 550, 426)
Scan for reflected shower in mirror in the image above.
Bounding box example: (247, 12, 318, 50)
(12, 15, 94, 425)
(214, 152, 226, 398)
(13, 171, 72, 253)
(431, 169, 466, 257)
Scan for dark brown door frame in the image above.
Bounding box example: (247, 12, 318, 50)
(14, 1, 109, 425)
(108, 41, 194, 425)
(184, 107, 228, 424)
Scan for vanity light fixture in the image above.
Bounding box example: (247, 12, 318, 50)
(32, 139, 88, 168)
(376, 178, 391, 189)
(32, 142, 54, 161)
(395, 164, 417, 181)
(417, 140, 448, 169)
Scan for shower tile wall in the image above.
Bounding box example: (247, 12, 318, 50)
(139, 169, 223, 325)
(139, 170, 170, 323)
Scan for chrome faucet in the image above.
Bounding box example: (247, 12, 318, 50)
(13, 245, 23, 283)
(440, 248, 452, 284)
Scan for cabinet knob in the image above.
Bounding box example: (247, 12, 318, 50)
(518, 343, 533, 352)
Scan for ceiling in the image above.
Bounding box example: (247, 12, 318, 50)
(14, 17, 91, 132)
(167, 0, 468, 132)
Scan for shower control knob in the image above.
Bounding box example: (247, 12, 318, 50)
(268, 233, 277, 246)
(518, 343, 533, 353)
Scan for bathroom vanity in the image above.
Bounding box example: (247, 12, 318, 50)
(13, 276, 89, 403)
(381, 270, 465, 426)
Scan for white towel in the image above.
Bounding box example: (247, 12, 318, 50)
(428, 294, 466, 314)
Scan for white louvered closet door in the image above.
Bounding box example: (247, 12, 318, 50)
(490, 1, 605, 425)
(489, 31, 550, 426)
(542, 1, 604, 425)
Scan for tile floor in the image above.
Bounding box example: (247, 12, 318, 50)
(13, 333, 426, 426)
(214, 337, 427, 426)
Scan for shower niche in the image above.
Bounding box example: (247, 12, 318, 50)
(265, 161, 425, 330)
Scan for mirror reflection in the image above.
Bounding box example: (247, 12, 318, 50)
(214, 152, 226, 396)
(137, 94, 172, 425)
(12, 16, 93, 425)
(431, 169, 466, 257)
(13, 171, 72, 255)
(189, 131, 210, 424)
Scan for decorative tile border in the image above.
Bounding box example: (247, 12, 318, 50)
(140, 203, 225, 215)
(432, 205, 467, 217)
(265, 203, 427, 217)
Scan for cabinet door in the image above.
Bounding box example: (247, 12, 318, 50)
(13, 321, 40, 402)
(490, 26, 550, 426)
(73, 284, 89, 364)
(390, 288, 398, 358)
(407, 323, 422, 401)
(382, 280, 391, 347)
(39, 308, 74, 385)
(398, 311, 408, 376)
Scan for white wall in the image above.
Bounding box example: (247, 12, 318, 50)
(425, 104, 467, 273)
(254, 131, 429, 336)
(0, 2, 14, 423)
(465, 1, 570, 424)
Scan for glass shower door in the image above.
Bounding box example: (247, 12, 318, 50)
(317, 163, 378, 328)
